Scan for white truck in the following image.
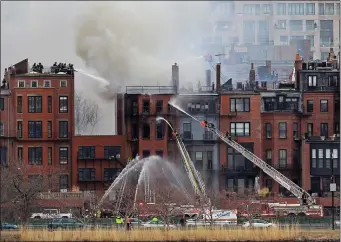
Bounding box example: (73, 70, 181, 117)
(186, 209, 238, 227)
(31, 209, 73, 219)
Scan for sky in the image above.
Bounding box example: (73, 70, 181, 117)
(1, 1, 212, 134)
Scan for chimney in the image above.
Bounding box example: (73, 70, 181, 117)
(294, 53, 303, 90)
(216, 63, 221, 92)
(172, 63, 179, 94)
(205, 70, 211, 87)
(249, 63, 256, 86)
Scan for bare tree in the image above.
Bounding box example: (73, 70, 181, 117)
(0, 162, 59, 227)
(75, 92, 101, 135)
(199, 190, 226, 226)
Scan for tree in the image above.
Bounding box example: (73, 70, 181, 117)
(75, 92, 101, 135)
(0, 162, 59, 227)
(199, 190, 226, 226)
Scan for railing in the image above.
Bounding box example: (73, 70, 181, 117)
(203, 132, 214, 140)
(272, 163, 301, 170)
(305, 135, 340, 142)
(14, 132, 72, 140)
(126, 86, 176, 95)
(28, 65, 74, 75)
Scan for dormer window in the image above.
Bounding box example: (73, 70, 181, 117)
(308, 76, 317, 87)
(31, 80, 38, 88)
(18, 80, 25, 88)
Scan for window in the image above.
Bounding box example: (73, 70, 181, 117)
(59, 121, 68, 138)
(59, 96, 68, 113)
(17, 121, 23, 138)
(320, 100, 328, 112)
(31, 80, 38, 88)
(318, 149, 323, 168)
(18, 147, 23, 164)
(230, 98, 250, 112)
(276, 20, 286, 29)
(305, 3, 315, 15)
(104, 146, 121, 159)
(266, 149, 272, 164)
(0, 147, 7, 165)
(325, 149, 331, 168)
(280, 36, 288, 45)
(230, 122, 250, 137)
(142, 150, 150, 158)
(156, 122, 164, 139)
(279, 149, 287, 168)
(311, 149, 317, 168)
(307, 100, 313, 112)
(48, 96, 52, 113)
(0, 98, 3, 110)
(320, 123, 328, 137)
(142, 100, 150, 114)
(28, 147, 43, 165)
(0, 122, 3, 136)
(195, 151, 203, 170)
(183, 123, 192, 139)
(293, 122, 299, 139)
(227, 144, 253, 171)
(78, 168, 95, 181)
(48, 147, 52, 165)
(207, 151, 213, 170)
(288, 3, 304, 15)
(47, 121, 52, 138)
(306, 20, 315, 31)
(277, 3, 286, 15)
(44, 80, 51, 88)
(156, 150, 163, 158)
(308, 76, 317, 87)
(60, 80, 67, 87)
(319, 3, 324, 15)
(142, 123, 150, 139)
(265, 123, 272, 139)
(307, 123, 313, 137)
(325, 3, 334, 15)
(28, 96, 42, 113)
(17, 96, 22, 113)
(332, 149, 338, 168)
(104, 168, 120, 181)
(156, 100, 163, 113)
(336, 3, 340, 16)
(78, 146, 95, 159)
(263, 4, 271, 14)
(18, 80, 25, 88)
(28, 121, 42, 138)
(306, 35, 314, 47)
(279, 122, 287, 138)
(59, 175, 68, 192)
(59, 147, 68, 165)
(289, 20, 303, 31)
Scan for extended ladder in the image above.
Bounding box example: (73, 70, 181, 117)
(200, 121, 314, 206)
(173, 131, 207, 202)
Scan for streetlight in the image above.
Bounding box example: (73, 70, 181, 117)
(330, 150, 337, 230)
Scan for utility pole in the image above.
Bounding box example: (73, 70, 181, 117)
(330, 150, 336, 230)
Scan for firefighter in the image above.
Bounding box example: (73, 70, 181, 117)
(152, 217, 158, 224)
(115, 215, 123, 229)
(179, 215, 186, 229)
(225, 131, 232, 140)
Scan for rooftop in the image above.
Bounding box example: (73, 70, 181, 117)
(125, 86, 177, 95)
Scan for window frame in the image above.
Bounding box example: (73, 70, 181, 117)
(28, 147, 43, 165)
(320, 123, 328, 137)
(320, 99, 328, 112)
(230, 98, 250, 112)
(230, 122, 250, 137)
(279, 122, 287, 139)
(265, 123, 272, 139)
(59, 96, 68, 113)
(0, 98, 4, 111)
(28, 96, 43, 113)
(59, 121, 68, 138)
(48, 96, 52, 113)
(78, 168, 95, 181)
(307, 100, 313, 112)
(28, 121, 43, 138)
(0, 122, 4, 136)
(59, 147, 69, 165)
(278, 149, 287, 168)
(17, 96, 23, 113)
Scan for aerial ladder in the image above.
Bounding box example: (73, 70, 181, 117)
(199, 120, 315, 207)
(172, 130, 208, 204)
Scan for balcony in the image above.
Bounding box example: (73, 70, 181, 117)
(272, 163, 301, 171)
(304, 135, 340, 143)
(37, 191, 95, 200)
(203, 131, 214, 142)
(223, 166, 259, 176)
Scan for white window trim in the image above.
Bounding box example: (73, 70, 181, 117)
(60, 80, 67, 87)
(44, 80, 51, 88)
(18, 80, 25, 88)
(30, 80, 38, 88)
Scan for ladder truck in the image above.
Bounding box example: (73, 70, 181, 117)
(199, 120, 315, 207)
(171, 130, 209, 205)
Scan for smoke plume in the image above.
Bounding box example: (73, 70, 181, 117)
(74, 1, 211, 96)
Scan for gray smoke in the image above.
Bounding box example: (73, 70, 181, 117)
(74, 1, 211, 96)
